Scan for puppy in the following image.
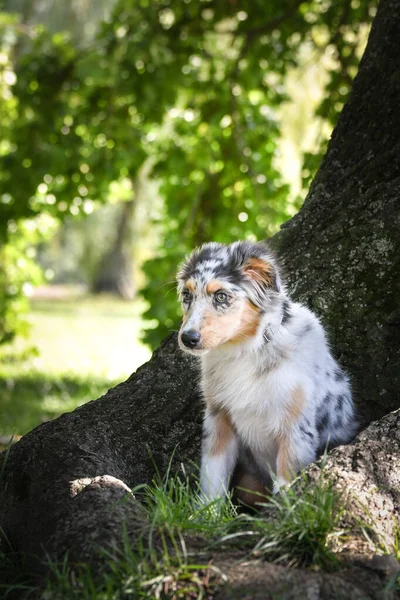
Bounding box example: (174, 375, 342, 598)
(177, 241, 357, 500)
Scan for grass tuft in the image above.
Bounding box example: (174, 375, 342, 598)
(140, 462, 238, 539)
(39, 530, 220, 599)
(0, 466, 347, 598)
(140, 463, 344, 570)
(219, 471, 344, 569)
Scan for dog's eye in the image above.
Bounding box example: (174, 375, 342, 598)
(215, 291, 228, 303)
(182, 291, 192, 304)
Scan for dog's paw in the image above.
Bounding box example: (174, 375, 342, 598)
(272, 476, 289, 494)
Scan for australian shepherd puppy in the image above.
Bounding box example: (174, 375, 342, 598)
(177, 241, 357, 502)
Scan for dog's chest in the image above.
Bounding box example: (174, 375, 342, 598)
(202, 352, 289, 447)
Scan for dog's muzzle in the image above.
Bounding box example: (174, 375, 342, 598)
(180, 330, 201, 349)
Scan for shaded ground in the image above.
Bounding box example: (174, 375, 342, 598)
(211, 553, 398, 599)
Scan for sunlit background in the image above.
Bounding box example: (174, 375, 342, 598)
(0, 0, 375, 441)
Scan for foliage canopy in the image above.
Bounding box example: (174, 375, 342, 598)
(0, 0, 376, 347)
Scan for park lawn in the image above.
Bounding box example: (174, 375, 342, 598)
(0, 292, 152, 439)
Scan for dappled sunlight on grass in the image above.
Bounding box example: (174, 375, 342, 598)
(21, 294, 152, 379)
(0, 368, 116, 437)
(0, 291, 152, 438)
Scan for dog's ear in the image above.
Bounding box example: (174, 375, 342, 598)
(242, 255, 281, 294)
(243, 257, 275, 287)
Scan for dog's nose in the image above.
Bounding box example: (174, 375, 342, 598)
(181, 330, 201, 348)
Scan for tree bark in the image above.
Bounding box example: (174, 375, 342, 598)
(0, 336, 201, 571)
(1, 0, 400, 578)
(274, 0, 400, 426)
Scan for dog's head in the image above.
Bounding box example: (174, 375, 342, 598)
(176, 241, 282, 355)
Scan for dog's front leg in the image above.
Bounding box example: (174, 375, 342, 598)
(200, 406, 238, 501)
(273, 432, 299, 494)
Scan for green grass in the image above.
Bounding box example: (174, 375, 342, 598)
(0, 470, 350, 600)
(0, 291, 152, 438)
(34, 535, 218, 600)
(12, 294, 152, 379)
(139, 462, 239, 539)
(0, 368, 119, 437)
(0, 467, 346, 599)
(237, 473, 344, 568)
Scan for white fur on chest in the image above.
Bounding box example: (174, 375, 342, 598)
(202, 348, 307, 449)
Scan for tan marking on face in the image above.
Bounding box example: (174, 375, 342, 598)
(244, 257, 273, 286)
(199, 298, 260, 349)
(199, 308, 240, 348)
(227, 299, 261, 345)
(186, 279, 196, 293)
(206, 280, 224, 295)
(210, 409, 233, 455)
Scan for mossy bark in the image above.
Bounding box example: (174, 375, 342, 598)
(1, 0, 400, 575)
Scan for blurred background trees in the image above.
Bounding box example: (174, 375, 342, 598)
(0, 0, 376, 435)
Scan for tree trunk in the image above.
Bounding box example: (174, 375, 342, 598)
(273, 0, 400, 426)
(1, 0, 400, 583)
(92, 198, 136, 300)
